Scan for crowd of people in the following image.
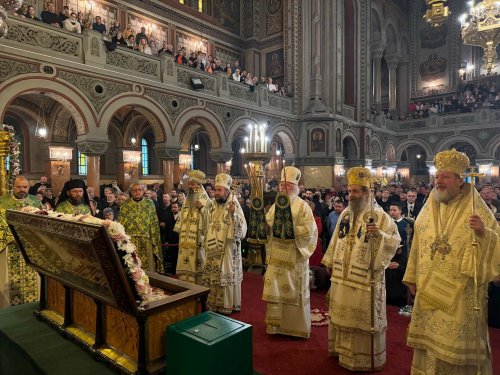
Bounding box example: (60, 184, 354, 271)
(1, 148, 499, 373)
(14, 2, 288, 96)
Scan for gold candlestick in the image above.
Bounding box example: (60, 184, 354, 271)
(0, 131, 12, 196)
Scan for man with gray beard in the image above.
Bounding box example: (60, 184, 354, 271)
(322, 167, 400, 371)
(174, 170, 211, 284)
(403, 149, 500, 374)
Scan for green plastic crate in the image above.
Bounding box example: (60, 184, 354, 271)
(166, 311, 253, 375)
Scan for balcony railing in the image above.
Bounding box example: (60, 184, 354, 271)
(0, 16, 293, 114)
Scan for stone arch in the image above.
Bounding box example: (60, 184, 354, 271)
(435, 135, 483, 155)
(385, 143, 397, 162)
(384, 20, 400, 56)
(226, 116, 260, 144)
(484, 134, 500, 156)
(0, 77, 94, 136)
(370, 136, 383, 161)
(174, 108, 225, 150)
(268, 125, 297, 156)
(99, 96, 170, 142)
(396, 139, 433, 160)
(342, 135, 359, 160)
(371, 3, 385, 44)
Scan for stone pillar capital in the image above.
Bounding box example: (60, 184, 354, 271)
(76, 139, 109, 156)
(385, 54, 399, 70)
(154, 145, 181, 160)
(210, 149, 233, 164)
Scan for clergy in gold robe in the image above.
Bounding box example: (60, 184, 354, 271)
(54, 179, 92, 215)
(0, 176, 42, 308)
(322, 167, 400, 371)
(403, 149, 500, 375)
(118, 183, 162, 273)
(175, 170, 211, 284)
(202, 173, 246, 314)
(263, 166, 318, 338)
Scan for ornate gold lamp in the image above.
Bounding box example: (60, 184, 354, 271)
(424, 0, 450, 28)
(242, 124, 270, 268)
(461, 0, 500, 74)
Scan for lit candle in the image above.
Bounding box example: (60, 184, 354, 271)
(253, 125, 258, 152)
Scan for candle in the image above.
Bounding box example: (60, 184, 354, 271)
(253, 125, 257, 152)
(244, 137, 249, 153)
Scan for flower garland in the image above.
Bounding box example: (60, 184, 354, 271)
(1, 124, 21, 192)
(20, 206, 161, 308)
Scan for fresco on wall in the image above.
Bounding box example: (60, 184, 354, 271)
(266, 49, 284, 87)
(310, 128, 326, 153)
(413, 4, 453, 96)
(420, 24, 447, 49)
(419, 53, 447, 82)
(176, 31, 208, 54)
(213, 0, 241, 35)
(266, 0, 283, 36)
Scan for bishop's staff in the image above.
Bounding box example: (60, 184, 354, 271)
(465, 168, 485, 375)
(366, 175, 387, 374)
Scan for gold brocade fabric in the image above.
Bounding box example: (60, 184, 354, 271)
(54, 200, 92, 215)
(175, 190, 211, 284)
(0, 195, 42, 307)
(403, 184, 500, 369)
(263, 197, 317, 338)
(322, 204, 400, 333)
(202, 196, 247, 313)
(118, 198, 162, 273)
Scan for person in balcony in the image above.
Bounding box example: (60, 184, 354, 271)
(135, 27, 148, 46)
(92, 16, 106, 34)
(149, 39, 158, 56)
(15, 3, 29, 18)
(231, 69, 241, 82)
(138, 37, 152, 55)
(41, 2, 61, 28)
(76, 12, 85, 30)
(26, 6, 40, 21)
(158, 42, 173, 56)
(58, 5, 70, 24)
(112, 30, 127, 46)
(108, 20, 121, 38)
(63, 12, 81, 34)
(126, 35, 135, 49)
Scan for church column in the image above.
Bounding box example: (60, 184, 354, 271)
(426, 159, 436, 185)
(398, 56, 410, 114)
(284, 0, 303, 113)
(76, 140, 109, 193)
(210, 149, 234, 176)
(155, 145, 181, 192)
(386, 54, 399, 112)
(334, 157, 345, 188)
(306, 0, 326, 113)
(372, 47, 384, 109)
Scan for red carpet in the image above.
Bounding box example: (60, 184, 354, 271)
(231, 271, 500, 375)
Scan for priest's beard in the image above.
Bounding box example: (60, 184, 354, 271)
(216, 196, 228, 205)
(349, 195, 368, 216)
(69, 197, 83, 205)
(433, 185, 461, 204)
(186, 189, 199, 208)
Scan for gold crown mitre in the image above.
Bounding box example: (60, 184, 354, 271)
(434, 149, 470, 176)
(347, 167, 371, 188)
(280, 166, 301, 185)
(188, 170, 206, 185)
(215, 173, 232, 189)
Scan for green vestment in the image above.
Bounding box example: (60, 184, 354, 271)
(118, 198, 162, 273)
(0, 194, 42, 307)
(55, 200, 92, 215)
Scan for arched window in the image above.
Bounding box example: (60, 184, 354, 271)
(78, 151, 87, 175)
(141, 138, 149, 175)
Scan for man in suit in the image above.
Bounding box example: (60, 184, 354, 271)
(402, 188, 423, 219)
(162, 201, 180, 275)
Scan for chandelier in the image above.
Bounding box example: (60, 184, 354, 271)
(423, 0, 450, 28)
(461, 0, 500, 74)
